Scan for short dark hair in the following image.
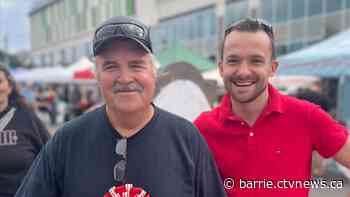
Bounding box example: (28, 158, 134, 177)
(220, 17, 275, 60)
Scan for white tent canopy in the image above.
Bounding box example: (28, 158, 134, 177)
(15, 66, 70, 83)
(13, 57, 94, 83)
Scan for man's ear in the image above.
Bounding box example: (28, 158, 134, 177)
(270, 60, 279, 77)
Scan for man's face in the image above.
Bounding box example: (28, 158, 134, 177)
(95, 39, 156, 114)
(219, 31, 278, 103)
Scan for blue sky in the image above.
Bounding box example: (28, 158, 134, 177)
(0, 0, 35, 53)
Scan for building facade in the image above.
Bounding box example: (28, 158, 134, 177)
(30, 0, 135, 67)
(152, 0, 350, 61)
(29, 0, 350, 67)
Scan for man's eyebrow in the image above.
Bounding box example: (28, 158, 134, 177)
(128, 60, 146, 64)
(250, 54, 265, 59)
(102, 60, 118, 66)
(226, 54, 240, 59)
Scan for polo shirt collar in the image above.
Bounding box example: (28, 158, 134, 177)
(218, 84, 285, 123)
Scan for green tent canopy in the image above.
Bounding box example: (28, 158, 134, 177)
(155, 43, 217, 72)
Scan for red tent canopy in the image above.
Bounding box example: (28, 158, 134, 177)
(73, 69, 95, 80)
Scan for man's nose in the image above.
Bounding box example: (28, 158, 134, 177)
(117, 68, 133, 83)
(235, 62, 251, 76)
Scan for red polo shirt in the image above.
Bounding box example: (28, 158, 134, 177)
(194, 85, 348, 197)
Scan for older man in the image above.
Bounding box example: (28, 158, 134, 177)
(15, 16, 226, 197)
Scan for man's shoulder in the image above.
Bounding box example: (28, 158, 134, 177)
(157, 107, 197, 130)
(193, 106, 221, 130)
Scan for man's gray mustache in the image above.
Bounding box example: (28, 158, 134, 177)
(112, 82, 144, 93)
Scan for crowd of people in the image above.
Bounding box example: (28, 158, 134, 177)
(0, 16, 349, 197)
(18, 82, 99, 127)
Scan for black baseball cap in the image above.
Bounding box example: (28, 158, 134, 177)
(93, 16, 153, 56)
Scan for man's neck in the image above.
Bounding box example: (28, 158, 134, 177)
(106, 105, 155, 138)
(231, 89, 269, 126)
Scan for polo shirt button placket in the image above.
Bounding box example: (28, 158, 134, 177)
(247, 130, 257, 151)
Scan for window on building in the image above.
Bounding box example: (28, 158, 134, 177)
(71, 47, 77, 63)
(326, 0, 342, 13)
(54, 51, 60, 65)
(69, 1, 77, 16)
(91, 7, 98, 27)
(291, 0, 305, 19)
(260, 0, 273, 23)
(189, 17, 195, 40)
(305, 17, 323, 40)
(85, 42, 92, 57)
(209, 10, 216, 36)
(33, 56, 41, 67)
(127, 0, 135, 16)
(60, 49, 66, 65)
(289, 21, 305, 42)
(347, 0, 350, 8)
(225, 1, 248, 25)
(183, 17, 190, 40)
(197, 14, 203, 39)
(50, 52, 55, 65)
(40, 55, 45, 66)
(275, 0, 289, 23)
(174, 19, 183, 41)
(202, 10, 211, 38)
(308, 0, 323, 16)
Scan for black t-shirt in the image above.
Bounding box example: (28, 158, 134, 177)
(15, 105, 226, 197)
(0, 106, 50, 197)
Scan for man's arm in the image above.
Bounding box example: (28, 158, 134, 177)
(334, 136, 350, 169)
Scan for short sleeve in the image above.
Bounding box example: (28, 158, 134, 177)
(310, 106, 349, 158)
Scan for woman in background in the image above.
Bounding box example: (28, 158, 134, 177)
(0, 64, 50, 197)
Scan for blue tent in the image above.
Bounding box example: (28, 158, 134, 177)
(278, 29, 350, 77)
(278, 29, 350, 128)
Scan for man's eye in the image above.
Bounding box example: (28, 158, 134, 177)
(131, 65, 144, 70)
(251, 59, 264, 64)
(104, 64, 117, 70)
(226, 59, 239, 64)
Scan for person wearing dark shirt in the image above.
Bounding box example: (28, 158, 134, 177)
(0, 64, 50, 197)
(15, 16, 226, 197)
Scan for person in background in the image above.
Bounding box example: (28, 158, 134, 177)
(194, 17, 350, 197)
(20, 82, 36, 110)
(294, 88, 332, 177)
(0, 64, 50, 197)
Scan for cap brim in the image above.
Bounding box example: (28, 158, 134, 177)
(94, 36, 152, 56)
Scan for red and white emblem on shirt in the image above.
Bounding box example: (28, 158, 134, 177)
(104, 184, 150, 197)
